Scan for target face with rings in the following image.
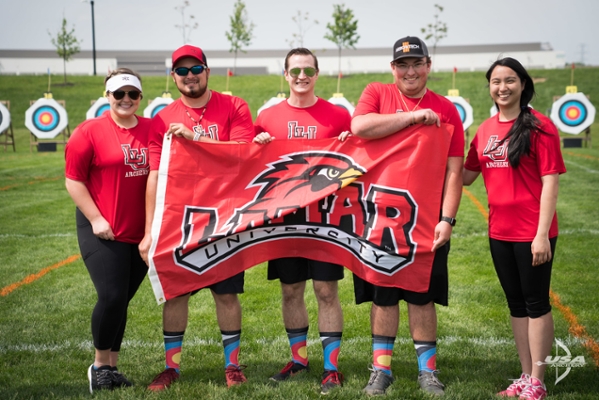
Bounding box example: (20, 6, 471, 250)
(0, 102, 10, 134)
(143, 97, 174, 118)
(327, 96, 355, 117)
(25, 98, 69, 139)
(86, 97, 111, 120)
(550, 92, 595, 135)
(445, 96, 473, 130)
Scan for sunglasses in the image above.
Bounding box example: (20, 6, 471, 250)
(174, 65, 206, 76)
(111, 90, 141, 100)
(288, 67, 317, 78)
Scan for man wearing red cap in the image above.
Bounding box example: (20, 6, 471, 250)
(351, 36, 464, 396)
(140, 44, 254, 391)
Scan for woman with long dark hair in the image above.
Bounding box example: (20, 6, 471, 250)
(463, 57, 566, 400)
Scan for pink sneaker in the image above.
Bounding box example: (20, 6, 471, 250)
(519, 377, 547, 400)
(498, 373, 530, 397)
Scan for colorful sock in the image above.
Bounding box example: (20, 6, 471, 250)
(164, 330, 184, 373)
(414, 340, 437, 372)
(321, 331, 342, 371)
(287, 326, 309, 366)
(222, 329, 241, 368)
(372, 334, 395, 375)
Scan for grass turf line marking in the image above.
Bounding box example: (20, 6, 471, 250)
(0, 254, 80, 297)
(564, 159, 599, 174)
(464, 186, 599, 367)
(564, 151, 599, 162)
(0, 176, 62, 191)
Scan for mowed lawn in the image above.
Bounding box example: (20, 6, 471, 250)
(0, 71, 598, 399)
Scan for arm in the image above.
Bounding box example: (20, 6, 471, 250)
(351, 109, 440, 140)
(253, 132, 274, 144)
(139, 170, 158, 265)
(168, 123, 247, 144)
(462, 168, 480, 186)
(531, 173, 559, 266)
(432, 156, 463, 251)
(65, 178, 114, 241)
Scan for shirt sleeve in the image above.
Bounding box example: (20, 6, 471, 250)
(148, 115, 167, 171)
(535, 119, 567, 177)
(353, 83, 380, 117)
(229, 97, 255, 143)
(464, 133, 481, 172)
(65, 125, 93, 182)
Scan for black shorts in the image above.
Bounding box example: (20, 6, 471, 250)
(353, 241, 449, 306)
(268, 258, 344, 284)
(186, 272, 245, 297)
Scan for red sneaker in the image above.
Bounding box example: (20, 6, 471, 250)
(519, 377, 547, 400)
(147, 368, 179, 392)
(225, 365, 247, 388)
(321, 370, 344, 395)
(498, 373, 530, 397)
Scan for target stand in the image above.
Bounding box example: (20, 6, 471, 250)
(550, 92, 594, 148)
(0, 100, 16, 152)
(26, 98, 71, 152)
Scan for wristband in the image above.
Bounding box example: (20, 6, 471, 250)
(440, 216, 456, 226)
(193, 132, 201, 141)
(410, 111, 415, 126)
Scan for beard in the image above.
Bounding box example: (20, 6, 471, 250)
(179, 79, 208, 99)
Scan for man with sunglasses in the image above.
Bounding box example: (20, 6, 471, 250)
(253, 48, 350, 395)
(350, 36, 464, 396)
(140, 44, 254, 391)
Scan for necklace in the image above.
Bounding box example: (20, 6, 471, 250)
(184, 91, 211, 131)
(398, 88, 426, 112)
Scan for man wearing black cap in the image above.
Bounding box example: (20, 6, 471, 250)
(139, 44, 254, 391)
(351, 36, 464, 396)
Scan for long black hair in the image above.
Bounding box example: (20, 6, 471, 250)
(486, 57, 543, 167)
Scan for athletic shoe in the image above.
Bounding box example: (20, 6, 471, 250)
(320, 370, 344, 395)
(498, 373, 531, 397)
(147, 368, 180, 392)
(363, 367, 394, 396)
(87, 364, 114, 394)
(418, 370, 445, 396)
(518, 377, 547, 400)
(270, 361, 310, 381)
(111, 367, 132, 388)
(225, 364, 247, 387)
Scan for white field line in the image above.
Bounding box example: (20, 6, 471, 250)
(564, 159, 599, 174)
(0, 233, 74, 239)
(0, 335, 587, 354)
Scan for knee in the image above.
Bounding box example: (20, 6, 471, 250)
(213, 293, 239, 308)
(313, 282, 339, 306)
(527, 301, 552, 319)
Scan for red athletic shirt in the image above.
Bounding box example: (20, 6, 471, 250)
(464, 109, 566, 241)
(149, 92, 254, 170)
(353, 82, 464, 157)
(65, 113, 151, 243)
(254, 98, 351, 139)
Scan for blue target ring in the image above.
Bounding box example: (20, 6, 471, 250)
(151, 104, 168, 118)
(95, 103, 111, 118)
(454, 103, 466, 123)
(33, 106, 60, 132)
(558, 100, 587, 127)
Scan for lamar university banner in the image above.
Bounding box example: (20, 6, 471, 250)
(148, 125, 453, 303)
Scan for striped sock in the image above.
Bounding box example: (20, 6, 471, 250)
(287, 326, 309, 366)
(221, 329, 241, 368)
(372, 334, 395, 375)
(320, 331, 342, 371)
(164, 330, 184, 373)
(414, 340, 437, 372)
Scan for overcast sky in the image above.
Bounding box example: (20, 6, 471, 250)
(1, 0, 597, 65)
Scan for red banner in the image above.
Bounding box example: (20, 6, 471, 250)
(148, 125, 453, 303)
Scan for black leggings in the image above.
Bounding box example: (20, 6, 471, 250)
(76, 209, 148, 351)
(489, 237, 557, 319)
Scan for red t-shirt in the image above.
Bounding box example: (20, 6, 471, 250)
(65, 113, 151, 243)
(149, 92, 254, 170)
(353, 82, 464, 157)
(254, 98, 351, 139)
(464, 110, 566, 241)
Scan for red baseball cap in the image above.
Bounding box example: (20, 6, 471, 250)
(172, 45, 208, 68)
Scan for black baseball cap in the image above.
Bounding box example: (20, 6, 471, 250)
(392, 36, 429, 62)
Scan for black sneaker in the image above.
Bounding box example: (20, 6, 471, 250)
(111, 367, 133, 388)
(363, 367, 394, 396)
(270, 361, 310, 381)
(320, 370, 344, 395)
(87, 364, 114, 393)
(418, 370, 445, 396)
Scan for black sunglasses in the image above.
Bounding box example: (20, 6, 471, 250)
(174, 65, 206, 76)
(288, 67, 317, 78)
(111, 90, 141, 100)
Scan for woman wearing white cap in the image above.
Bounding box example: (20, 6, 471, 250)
(65, 68, 151, 393)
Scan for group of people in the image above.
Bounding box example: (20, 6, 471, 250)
(64, 35, 565, 400)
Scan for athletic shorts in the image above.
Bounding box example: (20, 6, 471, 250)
(268, 257, 344, 284)
(186, 272, 245, 297)
(353, 241, 449, 306)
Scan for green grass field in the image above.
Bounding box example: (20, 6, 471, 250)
(0, 70, 598, 399)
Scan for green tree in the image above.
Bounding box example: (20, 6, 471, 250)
(287, 10, 318, 48)
(175, 1, 198, 44)
(225, 0, 254, 75)
(324, 4, 360, 92)
(420, 4, 448, 62)
(48, 18, 81, 84)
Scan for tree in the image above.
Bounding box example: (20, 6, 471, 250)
(48, 18, 81, 84)
(324, 4, 360, 92)
(287, 10, 318, 48)
(175, 1, 198, 44)
(420, 4, 448, 61)
(225, 0, 254, 75)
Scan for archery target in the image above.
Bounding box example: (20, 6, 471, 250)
(550, 92, 596, 135)
(25, 98, 68, 139)
(327, 96, 355, 117)
(446, 96, 473, 131)
(257, 96, 286, 116)
(0, 102, 10, 133)
(86, 97, 110, 120)
(144, 97, 174, 118)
